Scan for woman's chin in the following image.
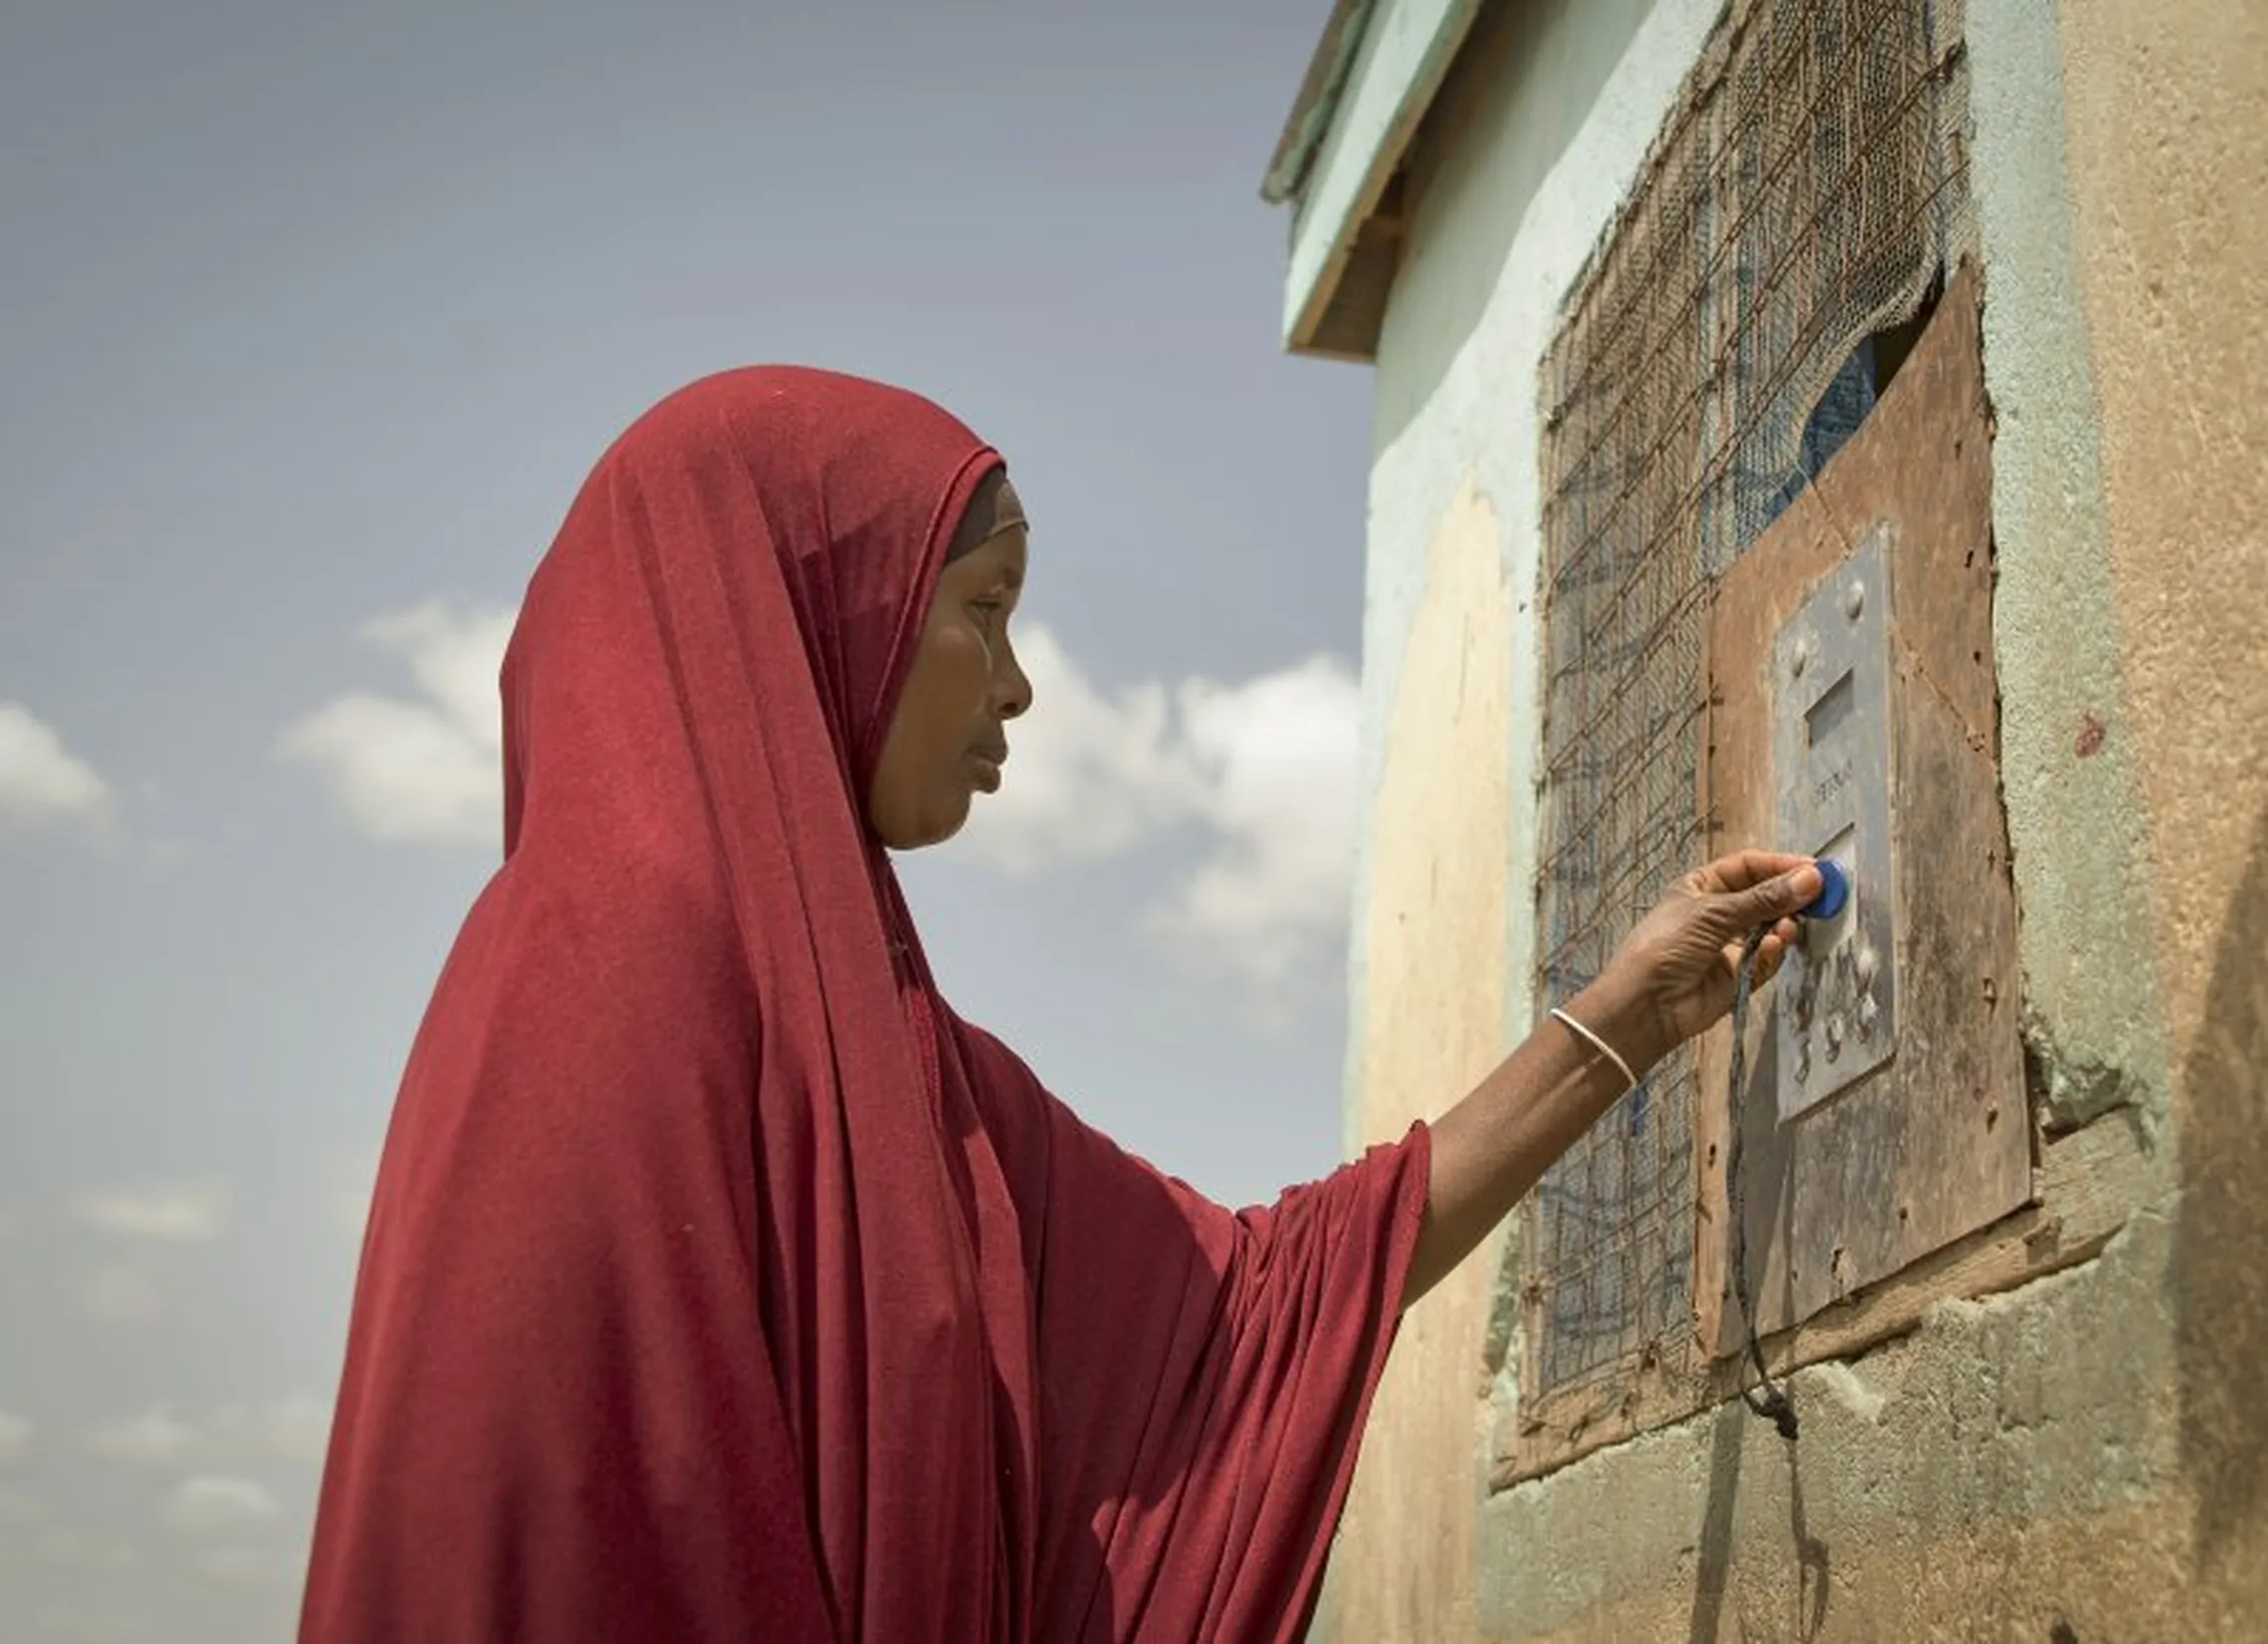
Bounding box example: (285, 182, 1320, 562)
(893, 794, 977, 853)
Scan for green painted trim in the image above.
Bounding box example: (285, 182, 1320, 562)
(1279, 0, 1486, 353)
(1261, 0, 1380, 206)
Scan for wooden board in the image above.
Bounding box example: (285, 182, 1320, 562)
(1693, 262, 2031, 1354)
(1489, 267, 2147, 1491)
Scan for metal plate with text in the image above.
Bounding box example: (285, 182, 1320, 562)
(1772, 529, 1898, 1120)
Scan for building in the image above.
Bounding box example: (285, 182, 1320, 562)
(1260, 1, 2266, 1637)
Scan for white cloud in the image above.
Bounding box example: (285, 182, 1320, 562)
(140, 838, 197, 869)
(1149, 658, 1362, 985)
(70, 1184, 229, 1243)
(208, 1393, 331, 1467)
(0, 1405, 31, 1465)
(34, 1526, 142, 1571)
(160, 1476, 280, 1538)
(89, 1394, 330, 1473)
(949, 627, 1204, 868)
(281, 602, 515, 844)
(70, 1263, 164, 1325)
(32, 1600, 155, 1643)
(330, 1149, 381, 1240)
(947, 627, 1361, 984)
(0, 702, 111, 832)
(0, 1482, 53, 1525)
(87, 1407, 200, 1468)
(191, 1544, 284, 1585)
(277, 604, 1363, 977)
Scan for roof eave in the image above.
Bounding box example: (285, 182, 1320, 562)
(1260, 0, 1381, 206)
(1260, 0, 1488, 358)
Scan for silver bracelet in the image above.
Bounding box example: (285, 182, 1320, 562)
(1550, 1006, 1638, 1094)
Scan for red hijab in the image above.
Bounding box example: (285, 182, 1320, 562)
(300, 367, 1429, 1643)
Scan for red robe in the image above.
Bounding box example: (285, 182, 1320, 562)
(299, 367, 1429, 1643)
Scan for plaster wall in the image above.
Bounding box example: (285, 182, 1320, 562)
(2054, 0, 2268, 1602)
(1319, 0, 2265, 1636)
(1323, 0, 1735, 1633)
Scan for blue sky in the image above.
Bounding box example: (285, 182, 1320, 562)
(0, 2, 1378, 1636)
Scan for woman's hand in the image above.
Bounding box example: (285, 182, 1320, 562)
(1568, 850, 1823, 1077)
(1406, 848, 1823, 1307)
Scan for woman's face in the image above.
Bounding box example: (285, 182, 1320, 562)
(865, 476, 1032, 850)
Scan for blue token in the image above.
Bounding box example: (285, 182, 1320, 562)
(1800, 858, 1848, 920)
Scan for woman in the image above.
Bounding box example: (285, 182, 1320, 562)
(300, 367, 1816, 1643)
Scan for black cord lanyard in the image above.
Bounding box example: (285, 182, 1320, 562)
(1726, 927, 1799, 1441)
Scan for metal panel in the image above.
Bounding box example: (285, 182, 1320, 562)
(1772, 530, 1899, 1118)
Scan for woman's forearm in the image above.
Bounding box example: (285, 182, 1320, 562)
(1402, 986, 1651, 1308)
(1395, 850, 1816, 1311)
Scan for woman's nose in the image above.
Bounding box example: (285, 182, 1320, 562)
(996, 641, 1033, 719)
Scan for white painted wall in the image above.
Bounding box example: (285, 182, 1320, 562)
(1320, 0, 1734, 1631)
(1324, 0, 2175, 1632)
(1342, 0, 1719, 1147)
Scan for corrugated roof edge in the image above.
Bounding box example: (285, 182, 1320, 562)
(1260, 0, 1380, 205)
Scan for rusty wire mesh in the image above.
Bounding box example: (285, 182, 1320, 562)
(1524, 0, 1973, 1400)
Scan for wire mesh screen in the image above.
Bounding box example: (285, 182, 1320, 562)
(1524, 0, 1972, 1399)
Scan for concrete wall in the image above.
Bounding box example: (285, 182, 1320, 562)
(1321, 1, 1725, 1634)
(2053, 0, 2268, 1603)
(1321, 0, 2267, 1637)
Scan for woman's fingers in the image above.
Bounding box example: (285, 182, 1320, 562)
(1724, 864, 1821, 931)
(1753, 921, 1801, 985)
(1719, 919, 1798, 985)
(1697, 848, 1815, 894)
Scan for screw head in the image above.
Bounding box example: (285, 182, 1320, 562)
(1844, 582, 1867, 620)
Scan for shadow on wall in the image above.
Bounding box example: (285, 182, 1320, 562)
(2175, 798, 2268, 1566)
(1684, 1405, 1746, 1644)
(1669, 806, 2267, 1637)
(1682, 1396, 1832, 1644)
